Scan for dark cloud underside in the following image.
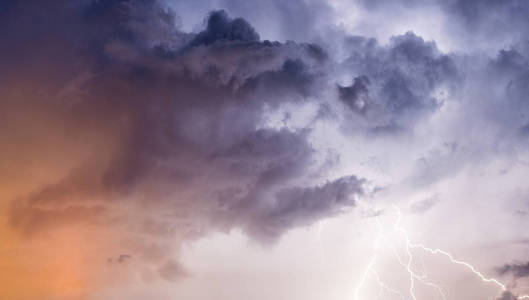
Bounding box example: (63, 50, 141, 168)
(0, 0, 364, 281)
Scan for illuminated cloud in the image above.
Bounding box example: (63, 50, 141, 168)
(2, 0, 529, 299)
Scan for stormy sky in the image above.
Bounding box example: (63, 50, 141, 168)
(1, 0, 529, 299)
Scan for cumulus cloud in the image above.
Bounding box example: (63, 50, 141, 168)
(0, 1, 364, 291)
(189, 10, 259, 46)
(4, 0, 529, 299)
(497, 262, 529, 279)
(496, 291, 519, 300)
(338, 75, 371, 114)
(249, 175, 365, 240)
(353, 0, 529, 52)
(442, 0, 529, 39)
(338, 31, 460, 132)
(168, 0, 334, 42)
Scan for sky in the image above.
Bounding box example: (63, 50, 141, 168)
(1, 0, 529, 300)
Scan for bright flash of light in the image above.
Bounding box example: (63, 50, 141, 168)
(352, 205, 529, 300)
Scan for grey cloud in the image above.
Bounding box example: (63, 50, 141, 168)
(409, 194, 441, 214)
(467, 42, 529, 136)
(2, 0, 365, 281)
(358, 0, 422, 9)
(189, 10, 259, 46)
(392, 40, 529, 186)
(339, 32, 460, 131)
(5, 0, 529, 298)
(246, 175, 365, 241)
(338, 75, 371, 114)
(107, 254, 132, 264)
(499, 49, 529, 120)
(158, 260, 187, 281)
(409, 142, 468, 187)
(443, 0, 529, 37)
(496, 291, 519, 300)
(497, 262, 529, 279)
(234, 0, 332, 42)
(171, 0, 334, 42)
(490, 48, 528, 76)
(273, 175, 364, 219)
(356, 0, 529, 52)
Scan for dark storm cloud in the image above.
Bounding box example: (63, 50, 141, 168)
(247, 175, 365, 240)
(2, 0, 474, 252)
(3, 1, 529, 299)
(273, 176, 363, 215)
(496, 291, 519, 300)
(1, 0, 367, 279)
(490, 48, 529, 77)
(189, 10, 259, 46)
(493, 46, 529, 119)
(338, 75, 370, 114)
(339, 32, 460, 131)
(171, 0, 334, 42)
(497, 262, 529, 279)
(468, 42, 529, 136)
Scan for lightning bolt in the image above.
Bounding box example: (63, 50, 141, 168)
(352, 205, 529, 300)
(354, 217, 383, 300)
(372, 270, 407, 300)
(354, 206, 445, 300)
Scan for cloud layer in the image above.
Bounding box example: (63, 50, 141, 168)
(2, 0, 529, 299)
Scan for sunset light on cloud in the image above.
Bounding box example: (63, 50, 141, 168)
(2, 1, 529, 299)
